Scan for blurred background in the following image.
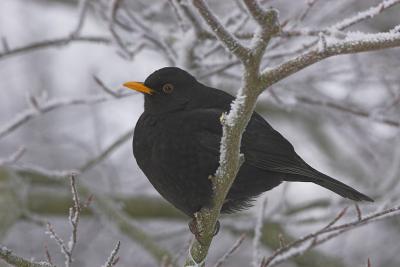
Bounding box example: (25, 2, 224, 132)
(0, 0, 399, 266)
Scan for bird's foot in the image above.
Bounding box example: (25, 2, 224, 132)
(213, 220, 220, 236)
(188, 219, 220, 244)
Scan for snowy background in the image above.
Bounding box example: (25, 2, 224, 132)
(0, 0, 399, 266)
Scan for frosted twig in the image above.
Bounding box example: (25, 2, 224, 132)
(293, 95, 400, 127)
(0, 147, 25, 166)
(45, 174, 84, 267)
(44, 244, 53, 266)
(68, 174, 80, 259)
(192, 0, 250, 61)
(12, 163, 79, 179)
(102, 241, 121, 267)
(252, 196, 267, 267)
(79, 130, 132, 173)
(298, 0, 318, 22)
(213, 233, 246, 267)
(0, 245, 54, 267)
(0, 35, 111, 61)
(167, 0, 188, 32)
(70, 0, 91, 37)
(330, 0, 400, 31)
(321, 207, 347, 230)
(243, 0, 269, 26)
(108, 0, 131, 57)
(271, 0, 400, 58)
(46, 222, 71, 266)
(262, 204, 400, 266)
(260, 30, 400, 91)
(119, 2, 177, 65)
(198, 60, 240, 79)
(93, 75, 125, 98)
(0, 95, 117, 140)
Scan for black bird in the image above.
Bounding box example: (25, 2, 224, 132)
(124, 67, 373, 218)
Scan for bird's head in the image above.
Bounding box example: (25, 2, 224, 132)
(123, 67, 202, 114)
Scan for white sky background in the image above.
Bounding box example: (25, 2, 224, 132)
(0, 0, 399, 266)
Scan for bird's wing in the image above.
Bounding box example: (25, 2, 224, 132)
(242, 113, 320, 178)
(186, 108, 319, 179)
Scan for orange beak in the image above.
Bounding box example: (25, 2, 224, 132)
(123, 81, 154, 95)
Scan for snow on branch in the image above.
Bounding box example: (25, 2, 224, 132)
(101, 241, 121, 267)
(260, 29, 400, 90)
(0, 246, 54, 267)
(262, 204, 400, 266)
(330, 0, 400, 31)
(192, 0, 250, 62)
(186, 0, 400, 266)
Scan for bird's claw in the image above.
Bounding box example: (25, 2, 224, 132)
(188, 219, 220, 244)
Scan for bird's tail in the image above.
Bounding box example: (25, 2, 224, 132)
(286, 171, 374, 202)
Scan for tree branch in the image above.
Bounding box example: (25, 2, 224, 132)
(0, 246, 54, 267)
(0, 35, 111, 61)
(260, 31, 400, 90)
(192, 0, 250, 62)
(262, 204, 400, 266)
(0, 94, 119, 140)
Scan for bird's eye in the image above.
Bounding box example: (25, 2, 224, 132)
(162, 83, 174, 94)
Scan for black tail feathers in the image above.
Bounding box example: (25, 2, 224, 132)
(286, 172, 373, 202)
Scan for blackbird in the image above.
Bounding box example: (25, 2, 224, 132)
(124, 67, 373, 218)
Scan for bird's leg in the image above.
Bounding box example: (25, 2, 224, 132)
(188, 218, 221, 243)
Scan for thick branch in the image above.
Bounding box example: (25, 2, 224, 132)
(192, 0, 250, 61)
(260, 31, 400, 90)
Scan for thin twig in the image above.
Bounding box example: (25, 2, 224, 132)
(262, 204, 400, 266)
(68, 174, 80, 259)
(102, 241, 121, 267)
(0, 95, 118, 140)
(213, 234, 246, 267)
(0, 35, 111, 61)
(293, 95, 400, 128)
(93, 75, 124, 98)
(70, 0, 91, 37)
(79, 130, 132, 172)
(260, 30, 400, 91)
(192, 0, 250, 62)
(252, 197, 267, 267)
(109, 0, 131, 57)
(0, 147, 26, 166)
(355, 204, 362, 221)
(330, 0, 400, 31)
(46, 222, 71, 265)
(44, 244, 53, 266)
(0, 246, 54, 267)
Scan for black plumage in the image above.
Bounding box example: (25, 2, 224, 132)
(126, 67, 373, 217)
